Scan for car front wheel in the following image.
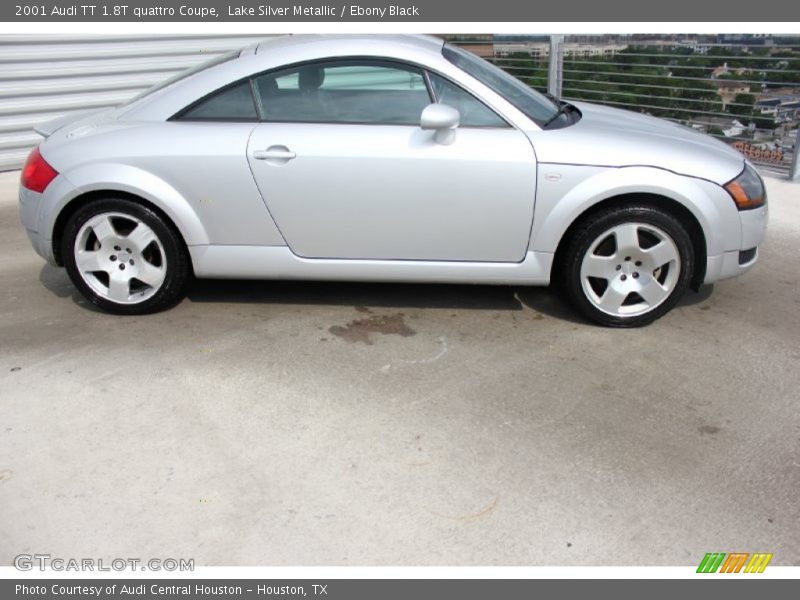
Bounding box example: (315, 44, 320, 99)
(62, 198, 190, 314)
(560, 205, 695, 327)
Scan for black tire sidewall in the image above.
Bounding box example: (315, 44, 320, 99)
(562, 205, 695, 327)
(62, 198, 189, 315)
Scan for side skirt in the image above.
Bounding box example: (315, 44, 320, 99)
(189, 246, 553, 286)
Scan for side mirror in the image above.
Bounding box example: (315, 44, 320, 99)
(420, 103, 460, 145)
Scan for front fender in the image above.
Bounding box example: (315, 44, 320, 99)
(48, 162, 209, 247)
(530, 165, 741, 258)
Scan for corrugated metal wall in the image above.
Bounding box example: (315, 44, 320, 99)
(0, 34, 273, 171)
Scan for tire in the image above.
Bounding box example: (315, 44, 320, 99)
(62, 198, 190, 315)
(558, 204, 694, 327)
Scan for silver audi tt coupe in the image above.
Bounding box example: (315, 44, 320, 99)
(18, 34, 768, 326)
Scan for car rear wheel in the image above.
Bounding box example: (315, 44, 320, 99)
(560, 205, 694, 327)
(62, 198, 190, 314)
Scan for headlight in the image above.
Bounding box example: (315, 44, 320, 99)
(724, 164, 766, 210)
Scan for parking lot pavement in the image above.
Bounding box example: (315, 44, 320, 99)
(1, 169, 798, 567)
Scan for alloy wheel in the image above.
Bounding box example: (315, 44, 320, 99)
(579, 222, 681, 318)
(73, 212, 167, 305)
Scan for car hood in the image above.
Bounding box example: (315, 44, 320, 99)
(530, 101, 745, 184)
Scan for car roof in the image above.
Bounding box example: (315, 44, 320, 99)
(252, 34, 445, 56)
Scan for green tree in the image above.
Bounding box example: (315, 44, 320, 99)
(729, 93, 756, 118)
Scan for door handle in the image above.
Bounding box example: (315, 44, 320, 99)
(253, 147, 296, 161)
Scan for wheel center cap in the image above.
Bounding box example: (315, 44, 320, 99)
(117, 251, 131, 263)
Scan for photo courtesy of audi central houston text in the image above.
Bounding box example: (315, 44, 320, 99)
(18, 34, 769, 327)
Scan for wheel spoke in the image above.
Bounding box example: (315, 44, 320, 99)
(638, 280, 670, 306)
(73, 210, 172, 306)
(137, 262, 166, 288)
(91, 215, 116, 242)
(614, 224, 640, 253)
(582, 254, 617, 279)
(642, 241, 677, 270)
(579, 220, 683, 319)
(598, 285, 628, 312)
(125, 223, 156, 252)
(75, 250, 104, 273)
(106, 275, 130, 302)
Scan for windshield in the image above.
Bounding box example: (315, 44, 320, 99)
(120, 50, 240, 107)
(442, 44, 560, 127)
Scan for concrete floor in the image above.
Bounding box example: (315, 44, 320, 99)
(1, 170, 798, 566)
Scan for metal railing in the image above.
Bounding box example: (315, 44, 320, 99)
(451, 35, 800, 180)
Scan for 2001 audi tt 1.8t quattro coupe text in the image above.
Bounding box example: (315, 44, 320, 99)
(19, 34, 768, 327)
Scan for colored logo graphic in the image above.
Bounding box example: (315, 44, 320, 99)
(697, 553, 773, 573)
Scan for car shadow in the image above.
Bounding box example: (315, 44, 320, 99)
(39, 264, 714, 323)
(184, 278, 599, 324)
(187, 278, 529, 312)
(677, 283, 714, 307)
(39, 264, 107, 314)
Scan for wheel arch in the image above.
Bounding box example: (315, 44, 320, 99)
(48, 164, 208, 267)
(51, 189, 195, 269)
(551, 193, 708, 290)
(534, 166, 738, 291)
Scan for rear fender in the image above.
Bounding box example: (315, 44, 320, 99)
(49, 162, 209, 247)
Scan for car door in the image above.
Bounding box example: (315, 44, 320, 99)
(246, 59, 537, 262)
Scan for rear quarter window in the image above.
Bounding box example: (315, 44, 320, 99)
(178, 82, 258, 121)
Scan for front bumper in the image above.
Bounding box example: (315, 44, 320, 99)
(704, 203, 768, 284)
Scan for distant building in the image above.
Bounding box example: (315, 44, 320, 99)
(756, 98, 782, 117)
(493, 41, 549, 59)
(715, 80, 751, 108)
(563, 42, 629, 58)
(711, 63, 750, 79)
(439, 34, 494, 58)
(628, 39, 712, 54)
(753, 97, 800, 123)
(493, 41, 627, 60)
(776, 100, 800, 122)
(455, 42, 494, 58)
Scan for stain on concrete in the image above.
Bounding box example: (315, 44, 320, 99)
(428, 495, 499, 521)
(329, 313, 416, 345)
(698, 425, 721, 435)
(0, 470, 11, 483)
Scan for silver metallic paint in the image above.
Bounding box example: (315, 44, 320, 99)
(20, 34, 766, 291)
(246, 122, 537, 261)
(189, 245, 554, 285)
(531, 102, 745, 184)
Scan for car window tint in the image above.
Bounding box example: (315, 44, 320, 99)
(428, 73, 507, 128)
(254, 61, 432, 125)
(442, 43, 560, 126)
(180, 82, 257, 120)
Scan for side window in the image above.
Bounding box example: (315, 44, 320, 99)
(253, 61, 432, 125)
(428, 73, 508, 128)
(179, 82, 258, 120)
